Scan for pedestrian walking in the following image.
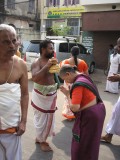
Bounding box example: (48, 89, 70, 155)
(0, 24, 29, 160)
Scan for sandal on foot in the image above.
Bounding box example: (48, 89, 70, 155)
(101, 135, 112, 143)
(40, 142, 53, 152)
(35, 139, 41, 144)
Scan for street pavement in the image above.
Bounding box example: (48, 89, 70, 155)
(22, 70, 120, 160)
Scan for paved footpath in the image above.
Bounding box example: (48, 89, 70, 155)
(22, 70, 120, 160)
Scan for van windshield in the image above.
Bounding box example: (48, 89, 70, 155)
(26, 42, 40, 53)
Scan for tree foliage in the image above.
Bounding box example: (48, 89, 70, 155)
(51, 25, 71, 36)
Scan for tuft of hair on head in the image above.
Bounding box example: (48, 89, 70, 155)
(117, 37, 120, 44)
(59, 64, 76, 76)
(0, 24, 16, 34)
(40, 39, 54, 54)
(114, 45, 118, 54)
(71, 46, 80, 56)
(114, 45, 117, 50)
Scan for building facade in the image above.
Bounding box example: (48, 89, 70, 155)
(40, 0, 84, 41)
(81, 0, 120, 69)
(0, 0, 41, 42)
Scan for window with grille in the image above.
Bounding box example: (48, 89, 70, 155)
(46, 0, 50, 7)
(46, 0, 60, 7)
(75, 0, 79, 4)
(28, 0, 35, 13)
(63, 0, 68, 6)
(7, 0, 15, 9)
(72, 0, 79, 4)
(67, 18, 80, 35)
(46, 20, 52, 28)
(63, 0, 79, 6)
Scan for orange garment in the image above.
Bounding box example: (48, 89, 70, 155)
(60, 59, 88, 73)
(0, 127, 17, 134)
(71, 86, 96, 109)
(60, 59, 88, 120)
(16, 50, 21, 58)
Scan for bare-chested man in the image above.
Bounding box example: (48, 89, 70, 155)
(31, 39, 58, 152)
(0, 24, 29, 160)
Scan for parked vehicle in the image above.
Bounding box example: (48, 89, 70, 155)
(24, 40, 41, 71)
(24, 36, 95, 73)
(20, 40, 30, 59)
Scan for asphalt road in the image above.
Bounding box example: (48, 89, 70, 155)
(22, 70, 120, 160)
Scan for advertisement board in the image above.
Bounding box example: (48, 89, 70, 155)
(82, 32, 93, 53)
(47, 6, 85, 18)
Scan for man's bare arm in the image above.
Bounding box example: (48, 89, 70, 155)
(17, 60, 29, 136)
(108, 74, 120, 82)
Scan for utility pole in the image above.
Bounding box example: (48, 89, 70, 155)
(40, 0, 46, 40)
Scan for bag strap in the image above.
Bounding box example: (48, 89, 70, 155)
(70, 75, 102, 103)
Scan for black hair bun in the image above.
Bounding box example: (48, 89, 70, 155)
(71, 46, 80, 56)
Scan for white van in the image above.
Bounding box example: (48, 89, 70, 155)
(24, 36, 95, 73)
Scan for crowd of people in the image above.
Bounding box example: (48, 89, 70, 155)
(0, 23, 120, 160)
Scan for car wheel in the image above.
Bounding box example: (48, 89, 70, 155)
(89, 63, 95, 74)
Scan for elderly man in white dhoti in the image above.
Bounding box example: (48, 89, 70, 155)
(101, 38, 120, 143)
(31, 39, 59, 152)
(0, 24, 29, 160)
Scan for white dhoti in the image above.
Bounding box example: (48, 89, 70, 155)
(0, 134, 22, 160)
(106, 96, 120, 135)
(0, 83, 21, 129)
(106, 53, 120, 93)
(106, 71, 119, 93)
(31, 83, 57, 142)
(0, 83, 21, 160)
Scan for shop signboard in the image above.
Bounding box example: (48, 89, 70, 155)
(82, 32, 93, 53)
(47, 6, 85, 18)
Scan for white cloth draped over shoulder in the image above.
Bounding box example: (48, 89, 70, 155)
(106, 53, 120, 93)
(31, 83, 57, 142)
(106, 96, 120, 135)
(0, 83, 21, 130)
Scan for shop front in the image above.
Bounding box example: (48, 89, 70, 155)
(82, 11, 120, 69)
(46, 6, 84, 40)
